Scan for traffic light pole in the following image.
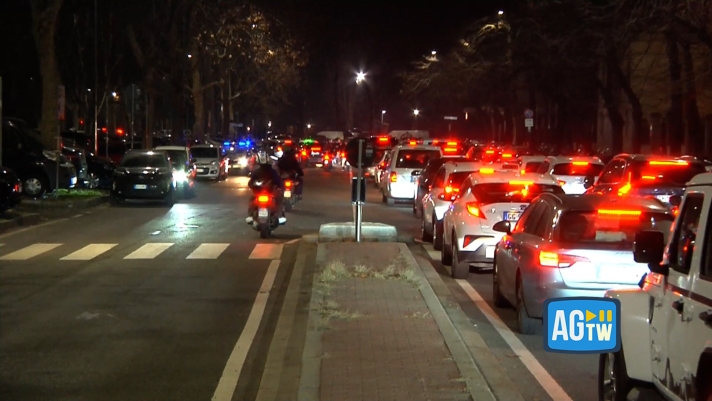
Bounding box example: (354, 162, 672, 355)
(355, 139, 363, 242)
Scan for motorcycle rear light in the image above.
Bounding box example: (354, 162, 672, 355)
(539, 251, 589, 268)
(285, 181, 293, 188)
(390, 172, 398, 182)
(324, 155, 330, 160)
(466, 202, 485, 219)
(257, 195, 270, 203)
(301, 150, 307, 156)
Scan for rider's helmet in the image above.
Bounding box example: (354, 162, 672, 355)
(256, 149, 270, 165)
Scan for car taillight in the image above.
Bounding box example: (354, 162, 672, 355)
(444, 147, 458, 153)
(502, 153, 512, 158)
(446, 141, 457, 146)
(509, 180, 533, 186)
(572, 161, 589, 166)
(13, 184, 20, 192)
(558, 180, 566, 186)
(409, 141, 417, 145)
(438, 185, 459, 201)
(617, 182, 632, 196)
(301, 150, 307, 156)
(390, 172, 398, 182)
(257, 195, 270, 203)
(480, 168, 494, 174)
(672, 206, 679, 216)
(285, 180, 293, 188)
(538, 251, 590, 268)
(485, 150, 495, 154)
(379, 163, 385, 169)
(324, 154, 330, 160)
(466, 202, 485, 219)
(649, 160, 688, 166)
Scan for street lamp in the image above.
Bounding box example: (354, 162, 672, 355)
(268, 121, 272, 128)
(381, 110, 386, 124)
(431, 50, 437, 55)
(187, 54, 192, 58)
(307, 124, 311, 129)
(413, 109, 420, 116)
(355, 71, 366, 84)
(498, 10, 504, 15)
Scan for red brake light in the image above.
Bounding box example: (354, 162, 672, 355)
(572, 161, 589, 166)
(324, 154, 330, 160)
(447, 141, 458, 146)
(432, 139, 439, 145)
(378, 137, 389, 143)
(597, 209, 641, 217)
(642, 175, 656, 180)
(672, 206, 679, 216)
(466, 202, 485, 219)
(312, 147, 321, 151)
(301, 150, 307, 156)
(444, 147, 458, 153)
(409, 140, 417, 145)
(285, 181, 293, 188)
(390, 172, 398, 182)
(257, 195, 270, 203)
(486, 150, 495, 154)
(285, 139, 293, 145)
(116, 128, 124, 135)
(538, 251, 590, 268)
(444, 185, 459, 194)
(649, 160, 688, 166)
(509, 180, 533, 186)
(502, 153, 512, 158)
(480, 168, 495, 174)
(558, 180, 566, 186)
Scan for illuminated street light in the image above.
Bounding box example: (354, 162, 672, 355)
(187, 54, 192, 58)
(413, 109, 420, 116)
(355, 71, 366, 84)
(268, 121, 272, 128)
(112, 91, 117, 97)
(431, 50, 437, 55)
(498, 10, 504, 15)
(307, 124, 312, 129)
(381, 110, 386, 124)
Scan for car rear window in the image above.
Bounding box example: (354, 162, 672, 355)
(552, 163, 604, 176)
(447, 172, 472, 188)
(631, 161, 706, 187)
(472, 183, 564, 204)
(395, 150, 441, 169)
(121, 154, 169, 168)
(556, 210, 674, 248)
(523, 161, 543, 172)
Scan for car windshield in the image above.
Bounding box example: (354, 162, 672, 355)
(395, 150, 441, 169)
(631, 161, 706, 187)
(472, 183, 564, 204)
(556, 210, 674, 248)
(191, 147, 218, 158)
(523, 161, 543, 172)
(161, 150, 188, 167)
(552, 163, 604, 176)
(121, 153, 168, 168)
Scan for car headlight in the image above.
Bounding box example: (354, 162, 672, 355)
(173, 170, 188, 182)
(238, 157, 248, 167)
(43, 150, 59, 162)
(211, 160, 218, 166)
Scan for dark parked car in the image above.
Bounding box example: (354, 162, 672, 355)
(0, 167, 22, 213)
(111, 150, 176, 206)
(86, 153, 116, 189)
(2, 118, 77, 197)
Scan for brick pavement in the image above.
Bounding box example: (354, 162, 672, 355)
(315, 242, 470, 401)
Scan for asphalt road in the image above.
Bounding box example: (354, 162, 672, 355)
(0, 165, 660, 401)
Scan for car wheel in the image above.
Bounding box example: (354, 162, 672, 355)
(451, 241, 468, 279)
(23, 174, 48, 198)
(386, 197, 395, 206)
(598, 349, 632, 401)
(421, 217, 433, 242)
(382, 193, 387, 203)
(433, 217, 444, 251)
(87, 172, 100, 189)
(516, 276, 540, 335)
(412, 201, 417, 215)
(441, 232, 453, 266)
(164, 190, 175, 207)
(493, 261, 508, 307)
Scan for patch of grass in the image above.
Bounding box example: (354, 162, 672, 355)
(314, 298, 365, 329)
(374, 264, 398, 279)
(317, 260, 349, 284)
(352, 264, 372, 278)
(54, 189, 105, 197)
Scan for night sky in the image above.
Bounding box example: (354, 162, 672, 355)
(0, 0, 506, 133)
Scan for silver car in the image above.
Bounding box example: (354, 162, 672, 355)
(491, 194, 674, 334)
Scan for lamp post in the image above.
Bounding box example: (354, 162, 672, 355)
(381, 110, 386, 125)
(413, 109, 420, 129)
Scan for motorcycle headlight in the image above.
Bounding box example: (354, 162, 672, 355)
(42, 150, 59, 162)
(173, 170, 188, 182)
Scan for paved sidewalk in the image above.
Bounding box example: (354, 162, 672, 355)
(299, 242, 485, 401)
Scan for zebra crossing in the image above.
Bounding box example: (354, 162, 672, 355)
(0, 241, 285, 262)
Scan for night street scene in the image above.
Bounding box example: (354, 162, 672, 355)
(2, 0, 712, 400)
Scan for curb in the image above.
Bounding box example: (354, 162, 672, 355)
(296, 243, 327, 401)
(0, 212, 42, 234)
(410, 248, 527, 401)
(397, 243, 498, 401)
(20, 195, 109, 210)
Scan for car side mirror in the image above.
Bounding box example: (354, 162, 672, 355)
(634, 230, 668, 275)
(669, 195, 682, 207)
(583, 176, 595, 189)
(492, 221, 511, 234)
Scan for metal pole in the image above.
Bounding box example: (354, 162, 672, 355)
(93, 0, 98, 154)
(0, 76, 3, 167)
(355, 139, 363, 242)
(131, 84, 135, 149)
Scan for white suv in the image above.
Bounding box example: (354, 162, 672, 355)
(441, 169, 563, 278)
(600, 172, 712, 401)
(382, 144, 442, 206)
(537, 156, 605, 194)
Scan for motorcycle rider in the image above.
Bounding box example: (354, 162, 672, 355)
(276, 145, 304, 198)
(245, 149, 287, 225)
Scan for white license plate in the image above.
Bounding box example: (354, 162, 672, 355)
(285, 190, 292, 198)
(258, 208, 269, 217)
(198, 169, 207, 173)
(134, 184, 147, 189)
(503, 212, 521, 221)
(656, 195, 671, 203)
(485, 246, 495, 259)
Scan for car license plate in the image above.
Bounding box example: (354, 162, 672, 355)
(485, 246, 495, 259)
(258, 208, 269, 217)
(656, 195, 671, 203)
(198, 168, 206, 173)
(285, 190, 292, 198)
(503, 211, 521, 221)
(134, 184, 147, 189)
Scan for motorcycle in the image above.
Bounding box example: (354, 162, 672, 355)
(249, 185, 284, 238)
(322, 153, 332, 171)
(282, 173, 301, 212)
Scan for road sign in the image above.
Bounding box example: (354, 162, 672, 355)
(443, 116, 458, 121)
(58, 85, 66, 121)
(351, 177, 366, 202)
(345, 137, 375, 168)
(524, 109, 534, 119)
(525, 118, 534, 128)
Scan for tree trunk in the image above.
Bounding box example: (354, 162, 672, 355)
(681, 42, 703, 156)
(595, 77, 625, 154)
(191, 64, 205, 141)
(144, 91, 154, 149)
(606, 44, 644, 153)
(666, 33, 684, 155)
(30, 0, 64, 148)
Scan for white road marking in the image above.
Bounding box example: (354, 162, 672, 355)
(60, 243, 118, 260)
(457, 280, 573, 401)
(249, 243, 283, 259)
(284, 238, 300, 245)
(186, 243, 230, 259)
(422, 244, 441, 261)
(0, 243, 62, 260)
(123, 243, 174, 259)
(212, 259, 280, 401)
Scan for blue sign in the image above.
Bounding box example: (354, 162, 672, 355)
(543, 297, 620, 354)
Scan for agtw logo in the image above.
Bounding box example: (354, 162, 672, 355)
(543, 297, 621, 354)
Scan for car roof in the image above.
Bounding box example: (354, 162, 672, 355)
(125, 149, 167, 157)
(468, 170, 559, 185)
(190, 144, 219, 149)
(539, 193, 672, 214)
(394, 144, 441, 151)
(518, 155, 546, 162)
(441, 161, 482, 174)
(154, 146, 188, 151)
(544, 155, 603, 164)
(687, 172, 712, 186)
